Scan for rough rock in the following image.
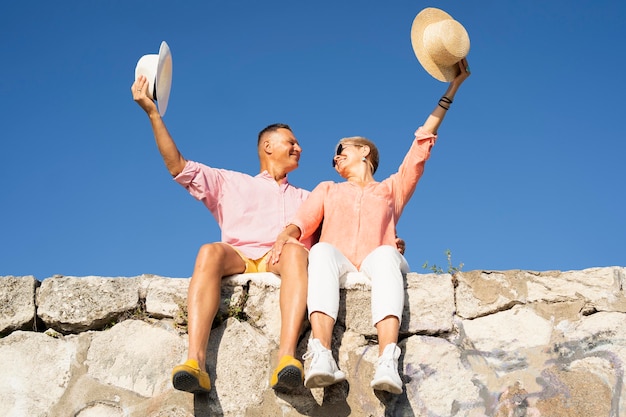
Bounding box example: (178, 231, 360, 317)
(0, 275, 38, 334)
(0, 267, 624, 417)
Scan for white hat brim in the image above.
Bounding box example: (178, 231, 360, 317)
(134, 41, 173, 116)
(156, 42, 172, 116)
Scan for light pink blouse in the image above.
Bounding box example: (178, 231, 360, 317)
(291, 127, 437, 268)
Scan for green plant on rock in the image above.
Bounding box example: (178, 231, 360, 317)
(422, 249, 464, 275)
(223, 294, 248, 321)
(173, 295, 188, 330)
(117, 298, 149, 322)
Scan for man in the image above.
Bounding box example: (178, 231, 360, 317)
(132, 75, 311, 393)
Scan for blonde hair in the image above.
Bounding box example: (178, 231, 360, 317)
(340, 136, 379, 174)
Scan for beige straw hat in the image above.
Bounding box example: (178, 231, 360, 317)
(410, 8, 470, 82)
(134, 41, 173, 116)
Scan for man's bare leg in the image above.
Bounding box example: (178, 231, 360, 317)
(173, 243, 246, 393)
(268, 243, 308, 358)
(267, 242, 308, 390)
(187, 243, 246, 368)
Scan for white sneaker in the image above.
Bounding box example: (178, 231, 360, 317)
(370, 343, 403, 394)
(303, 338, 346, 388)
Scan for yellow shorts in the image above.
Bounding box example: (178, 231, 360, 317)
(231, 246, 270, 273)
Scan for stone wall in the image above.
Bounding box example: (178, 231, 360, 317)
(1, 267, 625, 417)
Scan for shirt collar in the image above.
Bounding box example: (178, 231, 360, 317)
(258, 170, 290, 187)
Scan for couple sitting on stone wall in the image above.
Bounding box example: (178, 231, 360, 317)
(130, 8, 470, 396)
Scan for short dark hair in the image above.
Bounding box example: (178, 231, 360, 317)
(258, 123, 292, 146)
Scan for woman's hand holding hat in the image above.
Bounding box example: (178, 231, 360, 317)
(411, 7, 470, 82)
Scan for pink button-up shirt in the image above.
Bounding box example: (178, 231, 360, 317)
(291, 127, 437, 268)
(174, 160, 311, 259)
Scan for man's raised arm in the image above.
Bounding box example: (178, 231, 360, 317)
(131, 75, 186, 177)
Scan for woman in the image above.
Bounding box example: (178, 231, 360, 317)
(271, 59, 470, 394)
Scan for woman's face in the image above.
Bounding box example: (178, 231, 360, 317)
(332, 142, 364, 177)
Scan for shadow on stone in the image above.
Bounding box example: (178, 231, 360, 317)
(192, 319, 226, 417)
(193, 392, 220, 417)
(372, 346, 416, 417)
(374, 387, 415, 417)
(400, 280, 412, 337)
(278, 381, 351, 417)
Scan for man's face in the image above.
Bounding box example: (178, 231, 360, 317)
(266, 128, 302, 171)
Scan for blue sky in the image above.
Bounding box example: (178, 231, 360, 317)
(1, 1, 624, 280)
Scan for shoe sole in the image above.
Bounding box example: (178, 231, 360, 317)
(371, 379, 402, 394)
(172, 370, 210, 394)
(304, 372, 345, 389)
(272, 365, 303, 392)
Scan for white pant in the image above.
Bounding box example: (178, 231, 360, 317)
(307, 243, 409, 327)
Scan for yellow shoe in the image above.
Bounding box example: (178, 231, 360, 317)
(172, 359, 211, 393)
(270, 355, 304, 392)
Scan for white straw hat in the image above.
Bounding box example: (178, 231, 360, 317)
(410, 8, 470, 82)
(134, 41, 173, 116)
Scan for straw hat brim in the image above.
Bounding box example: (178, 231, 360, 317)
(410, 8, 468, 82)
(135, 41, 173, 116)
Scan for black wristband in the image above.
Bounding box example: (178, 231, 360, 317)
(438, 102, 449, 110)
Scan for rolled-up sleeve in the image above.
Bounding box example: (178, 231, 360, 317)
(412, 126, 437, 158)
(174, 160, 223, 210)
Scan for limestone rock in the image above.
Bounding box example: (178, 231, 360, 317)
(1, 266, 625, 416)
(244, 272, 282, 346)
(85, 319, 186, 397)
(37, 276, 141, 333)
(143, 275, 189, 319)
(0, 275, 38, 334)
(0, 331, 78, 417)
(402, 272, 455, 334)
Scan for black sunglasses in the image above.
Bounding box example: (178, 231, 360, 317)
(332, 143, 362, 167)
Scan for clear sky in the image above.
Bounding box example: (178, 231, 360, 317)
(1, 1, 624, 280)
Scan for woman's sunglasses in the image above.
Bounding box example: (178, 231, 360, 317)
(332, 143, 362, 167)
